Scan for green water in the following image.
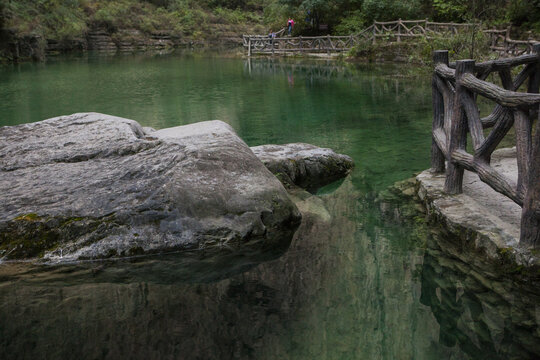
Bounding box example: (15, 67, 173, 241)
(0, 52, 539, 360)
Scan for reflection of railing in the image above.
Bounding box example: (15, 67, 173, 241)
(431, 47, 540, 247)
(243, 58, 354, 80)
(243, 19, 539, 57)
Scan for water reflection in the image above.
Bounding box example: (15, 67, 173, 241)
(2, 177, 538, 359)
(1, 54, 538, 359)
(420, 234, 540, 359)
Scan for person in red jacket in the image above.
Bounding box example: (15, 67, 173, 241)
(287, 18, 295, 35)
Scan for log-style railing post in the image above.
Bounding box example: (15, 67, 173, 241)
(444, 59, 475, 194)
(513, 44, 540, 195)
(397, 19, 402, 43)
(520, 114, 540, 248)
(327, 35, 331, 56)
(528, 44, 540, 121)
(520, 43, 540, 248)
(248, 37, 252, 57)
(431, 50, 449, 173)
(372, 21, 376, 44)
(299, 36, 303, 54)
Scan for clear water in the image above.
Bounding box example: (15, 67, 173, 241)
(0, 52, 538, 360)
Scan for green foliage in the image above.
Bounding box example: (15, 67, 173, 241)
(431, 0, 466, 21)
(213, 7, 261, 24)
(2, 0, 87, 39)
(2, 0, 540, 49)
(334, 10, 366, 35)
(348, 38, 376, 60)
(361, 0, 424, 23)
(431, 0, 507, 23)
(507, 0, 540, 32)
(418, 29, 490, 62)
(349, 29, 492, 65)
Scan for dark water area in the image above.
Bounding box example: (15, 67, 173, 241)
(0, 51, 539, 359)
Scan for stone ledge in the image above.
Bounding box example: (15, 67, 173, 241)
(416, 147, 539, 267)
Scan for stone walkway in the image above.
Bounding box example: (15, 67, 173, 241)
(416, 147, 537, 266)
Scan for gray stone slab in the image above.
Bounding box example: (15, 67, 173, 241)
(416, 147, 538, 266)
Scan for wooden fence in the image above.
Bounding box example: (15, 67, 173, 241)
(431, 47, 540, 248)
(243, 34, 360, 55)
(364, 19, 477, 42)
(485, 29, 540, 56)
(244, 19, 539, 57)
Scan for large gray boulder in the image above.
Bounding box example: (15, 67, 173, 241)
(0, 113, 301, 263)
(251, 143, 354, 193)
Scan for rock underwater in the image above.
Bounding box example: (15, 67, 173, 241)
(0, 113, 353, 267)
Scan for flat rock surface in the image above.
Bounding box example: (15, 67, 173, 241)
(0, 113, 301, 263)
(251, 143, 354, 193)
(417, 148, 537, 265)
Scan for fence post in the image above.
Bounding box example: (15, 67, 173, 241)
(505, 26, 511, 54)
(520, 111, 540, 248)
(444, 59, 475, 194)
(397, 19, 401, 43)
(520, 43, 540, 248)
(248, 37, 251, 57)
(528, 44, 540, 112)
(372, 21, 376, 44)
(431, 50, 448, 173)
(327, 35, 331, 56)
(299, 36, 303, 54)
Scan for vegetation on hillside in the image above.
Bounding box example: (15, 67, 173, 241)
(0, 0, 538, 59)
(0, 0, 265, 41)
(1, 0, 539, 41)
(268, 0, 540, 36)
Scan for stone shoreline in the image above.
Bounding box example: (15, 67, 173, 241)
(415, 147, 539, 268)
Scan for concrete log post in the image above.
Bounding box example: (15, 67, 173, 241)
(521, 45, 540, 248)
(431, 50, 449, 173)
(444, 59, 475, 194)
(520, 113, 540, 248)
(528, 44, 540, 120)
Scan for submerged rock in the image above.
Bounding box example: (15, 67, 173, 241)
(250, 143, 354, 193)
(0, 113, 301, 263)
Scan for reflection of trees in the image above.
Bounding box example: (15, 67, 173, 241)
(0, 178, 466, 359)
(420, 233, 540, 359)
(7, 179, 539, 359)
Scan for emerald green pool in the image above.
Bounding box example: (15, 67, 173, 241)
(0, 52, 538, 360)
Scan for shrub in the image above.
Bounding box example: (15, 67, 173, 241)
(334, 10, 366, 35)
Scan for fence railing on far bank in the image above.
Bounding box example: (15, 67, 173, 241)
(243, 19, 539, 57)
(431, 46, 540, 248)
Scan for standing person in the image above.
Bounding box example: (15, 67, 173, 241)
(287, 18, 295, 35)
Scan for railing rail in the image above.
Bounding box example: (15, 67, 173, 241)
(431, 47, 540, 248)
(243, 19, 539, 57)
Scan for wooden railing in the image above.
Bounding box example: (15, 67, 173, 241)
(365, 19, 477, 42)
(485, 29, 539, 56)
(431, 47, 540, 248)
(243, 34, 360, 55)
(244, 19, 539, 57)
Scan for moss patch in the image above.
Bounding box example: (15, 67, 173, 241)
(14, 213, 41, 221)
(0, 215, 114, 260)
